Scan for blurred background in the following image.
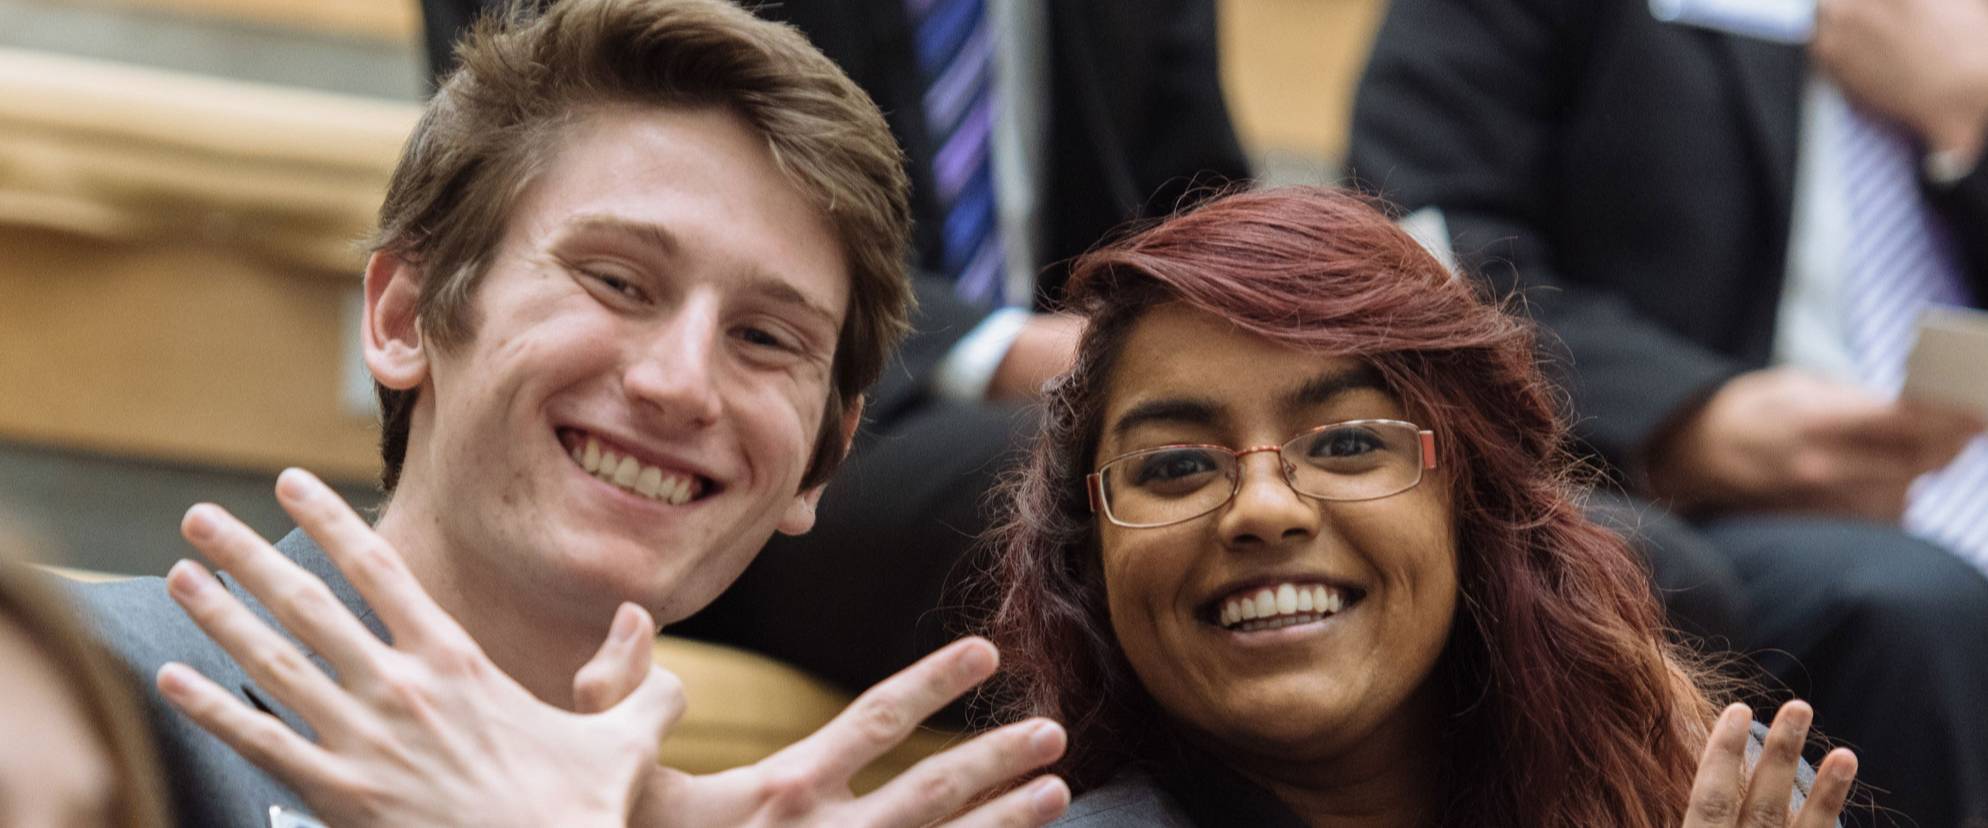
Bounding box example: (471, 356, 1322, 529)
(0, 0, 1378, 576)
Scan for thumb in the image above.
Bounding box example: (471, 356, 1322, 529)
(573, 602, 659, 714)
(608, 662, 689, 746)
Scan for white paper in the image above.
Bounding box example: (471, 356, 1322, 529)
(1903, 306, 1988, 416)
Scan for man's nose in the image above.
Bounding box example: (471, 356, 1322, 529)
(1216, 451, 1319, 549)
(622, 300, 724, 429)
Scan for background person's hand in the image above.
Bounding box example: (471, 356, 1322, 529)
(1644, 367, 1983, 520)
(599, 637, 1070, 828)
(1683, 700, 1857, 828)
(158, 468, 682, 827)
(1813, 0, 1988, 158)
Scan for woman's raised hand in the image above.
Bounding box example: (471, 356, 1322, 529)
(1683, 700, 1858, 828)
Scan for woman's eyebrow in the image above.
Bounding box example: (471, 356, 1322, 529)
(1285, 364, 1388, 410)
(1110, 398, 1220, 438)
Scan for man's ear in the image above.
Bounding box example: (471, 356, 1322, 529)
(363, 250, 428, 392)
(775, 395, 865, 536)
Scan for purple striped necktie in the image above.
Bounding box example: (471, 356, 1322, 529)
(908, 0, 1007, 306)
(1837, 101, 1988, 572)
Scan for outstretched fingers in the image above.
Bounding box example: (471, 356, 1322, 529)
(768, 638, 1000, 792)
(271, 469, 471, 652)
(943, 776, 1071, 828)
(1739, 700, 1813, 826)
(156, 661, 344, 792)
(162, 555, 365, 734)
(1684, 702, 1754, 828)
(179, 503, 385, 683)
(1794, 748, 1858, 828)
(861, 717, 1067, 827)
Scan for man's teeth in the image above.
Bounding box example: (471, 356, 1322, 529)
(570, 436, 696, 505)
(1218, 583, 1347, 630)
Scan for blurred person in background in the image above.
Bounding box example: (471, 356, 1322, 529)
(984, 185, 1857, 827)
(0, 533, 172, 827)
(422, 0, 1251, 700)
(1347, 0, 1988, 823)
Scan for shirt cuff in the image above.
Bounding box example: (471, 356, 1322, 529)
(933, 307, 1032, 403)
(1926, 145, 1983, 188)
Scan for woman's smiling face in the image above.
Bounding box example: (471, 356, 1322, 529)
(1093, 303, 1459, 767)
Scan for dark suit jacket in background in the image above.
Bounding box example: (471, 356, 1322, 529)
(419, 0, 1249, 697)
(1346, 0, 1988, 471)
(62, 532, 380, 828)
(1346, 3, 1988, 825)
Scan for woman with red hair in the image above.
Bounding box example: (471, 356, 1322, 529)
(983, 186, 1856, 826)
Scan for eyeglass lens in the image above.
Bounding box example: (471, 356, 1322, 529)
(1098, 421, 1426, 527)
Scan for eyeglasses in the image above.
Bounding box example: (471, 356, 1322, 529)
(1087, 419, 1437, 528)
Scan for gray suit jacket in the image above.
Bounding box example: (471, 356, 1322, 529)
(62, 530, 384, 828)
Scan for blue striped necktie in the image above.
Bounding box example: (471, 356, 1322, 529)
(1838, 102, 1988, 572)
(907, 0, 1007, 306)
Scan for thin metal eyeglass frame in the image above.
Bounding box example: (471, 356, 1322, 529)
(1085, 419, 1438, 529)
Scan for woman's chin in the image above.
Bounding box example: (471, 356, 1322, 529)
(1176, 684, 1375, 759)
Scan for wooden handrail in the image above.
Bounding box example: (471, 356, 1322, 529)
(0, 48, 419, 274)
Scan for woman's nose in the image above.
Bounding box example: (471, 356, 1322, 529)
(1216, 452, 1319, 548)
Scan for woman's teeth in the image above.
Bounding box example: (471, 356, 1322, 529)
(570, 436, 697, 505)
(1218, 582, 1347, 630)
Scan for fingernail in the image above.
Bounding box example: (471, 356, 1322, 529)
(956, 639, 996, 677)
(156, 662, 191, 696)
(1725, 702, 1751, 726)
(166, 560, 207, 598)
(1788, 709, 1813, 732)
(276, 468, 315, 500)
(1030, 777, 1068, 817)
(1029, 721, 1065, 756)
(612, 603, 641, 642)
(1780, 700, 1813, 729)
(182, 505, 218, 542)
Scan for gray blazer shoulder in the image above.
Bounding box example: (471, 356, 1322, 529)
(59, 530, 381, 828)
(1052, 722, 1830, 827)
(1052, 770, 1199, 827)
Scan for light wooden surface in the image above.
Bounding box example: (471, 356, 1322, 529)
(1219, 0, 1388, 163)
(69, 0, 1365, 162)
(76, 0, 420, 42)
(0, 48, 417, 479)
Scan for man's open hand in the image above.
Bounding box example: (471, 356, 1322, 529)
(612, 637, 1071, 828)
(158, 468, 681, 826)
(161, 468, 1069, 826)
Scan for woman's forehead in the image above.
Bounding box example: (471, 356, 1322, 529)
(1099, 306, 1405, 438)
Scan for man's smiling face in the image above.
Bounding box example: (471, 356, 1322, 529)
(378, 104, 852, 627)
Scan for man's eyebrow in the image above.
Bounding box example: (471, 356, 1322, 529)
(1111, 397, 1221, 438)
(1285, 364, 1388, 410)
(740, 274, 842, 331)
(562, 214, 841, 330)
(563, 213, 679, 255)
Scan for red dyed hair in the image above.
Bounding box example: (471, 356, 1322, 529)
(981, 186, 1724, 826)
